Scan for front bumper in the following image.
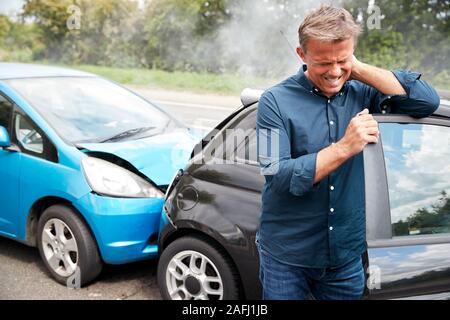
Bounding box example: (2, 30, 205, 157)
(157, 205, 177, 253)
(74, 192, 164, 264)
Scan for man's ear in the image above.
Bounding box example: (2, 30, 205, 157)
(296, 46, 306, 62)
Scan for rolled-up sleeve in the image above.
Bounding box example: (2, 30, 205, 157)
(257, 91, 318, 197)
(367, 70, 440, 118)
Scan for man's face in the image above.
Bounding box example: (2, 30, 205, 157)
(297, 38, 354, 97)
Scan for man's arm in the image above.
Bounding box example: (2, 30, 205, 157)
(313, 57, 441, 186)
(258, 93, 380, 190)
(350, 56, 406, 95)
(257, 91, 318, 196)
(314, 109, 379, 184)
(352, 56, 440, 118)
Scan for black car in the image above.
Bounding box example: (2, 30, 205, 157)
(157, 89, 450, 300)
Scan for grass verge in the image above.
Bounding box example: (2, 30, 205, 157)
(70, 64, 273, 95)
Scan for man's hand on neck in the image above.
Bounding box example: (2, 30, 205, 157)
(350, 55, 406, 95)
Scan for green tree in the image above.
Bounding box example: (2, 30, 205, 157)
(345, 0, 449, 87)
(70, 0, 144, 66)
(393, 190, 450, 236)
(22, 0, 74, 59)
(0, 15, 12, 43)
(143, 0, 231, 72)
(0, 14, 43, 62)
(21, 0, 145, 66)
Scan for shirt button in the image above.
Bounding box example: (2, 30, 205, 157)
(327, 99, 331, 103)
(330, 208, 335, 213)
(330, 186, 335, 191)
(329, 226, 333, 231)
(329, 120, 334, 125)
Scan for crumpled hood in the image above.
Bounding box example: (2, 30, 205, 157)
(78, 129, 199, 186)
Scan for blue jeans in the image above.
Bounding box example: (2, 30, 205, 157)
(258, 245, 365, 300)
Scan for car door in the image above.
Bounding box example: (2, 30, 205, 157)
(364, 114, 450, 299)
(0, 92, 21, 237)
(185, 105, 264, 299)
(194, 105, 264, 234)
(227, 107, 264, 299)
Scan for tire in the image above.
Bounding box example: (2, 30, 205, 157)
(37, 204, 103, 287)
(157, 235, 240, 300)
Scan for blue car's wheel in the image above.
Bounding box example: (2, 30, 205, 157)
(37, 204, 102, 287)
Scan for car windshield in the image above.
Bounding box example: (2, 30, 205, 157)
(5, 77, 170, 144)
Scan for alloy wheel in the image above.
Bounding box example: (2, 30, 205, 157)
(41, 218, 79, 277)
(166, 250, 223, 300)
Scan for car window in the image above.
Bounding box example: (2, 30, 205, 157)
(226, 108, 257, 163)
(15, 114, 43, 154)
(206, 108, 256, 162)
(12, 112, 58, 162)
(0, 94, 13, 131)
(380, 123, 450, 237)
(234, 132, 258, 165)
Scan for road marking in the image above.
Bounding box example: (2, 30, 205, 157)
(189, 125, 213, 130)
(187, 118, 218, 130)
(195, 118, 220, 125)
(186, 118, 220, 130)
(152, 99, 237, 111)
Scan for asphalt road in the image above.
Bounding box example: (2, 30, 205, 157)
(134, 87, 240, 131)
(0, 88, 238, 300)
(0, 236, 160, 300)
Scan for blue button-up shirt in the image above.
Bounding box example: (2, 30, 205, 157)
(256, 65, 440, 268)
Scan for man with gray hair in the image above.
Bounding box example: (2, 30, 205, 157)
(256, 4, 439, 300)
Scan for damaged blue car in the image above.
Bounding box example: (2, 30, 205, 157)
(0, 63, 197, 286)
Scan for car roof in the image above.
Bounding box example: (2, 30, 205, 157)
(0, 62, 95, 80)
(240, 87, 450, 119)
(436, 100, 450, 118)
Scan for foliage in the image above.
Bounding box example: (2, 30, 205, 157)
(143, 0, 231, 72)
(345, 0, 449, 86)
(21, 0, 145, 66)
(393, 191, 450, 236)
(0, 14, 43, 61)
(0, 0, 448, 90)
(71, 64, 269, 94)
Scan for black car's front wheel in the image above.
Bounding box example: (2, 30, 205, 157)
(157, 236, 240, 300)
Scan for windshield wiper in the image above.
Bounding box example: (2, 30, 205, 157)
(99, 126, 155, 143)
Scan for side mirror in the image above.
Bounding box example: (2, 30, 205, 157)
(0, 126, 11, 148)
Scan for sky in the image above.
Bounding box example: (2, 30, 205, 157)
(0, 0, 24, 17)
(0, 0, 148, 17)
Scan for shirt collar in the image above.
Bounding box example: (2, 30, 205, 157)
(294, 64, 314, 91)
(294, 64, 348, 97)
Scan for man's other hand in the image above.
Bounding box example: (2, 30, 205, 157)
(336, 108, 379, 157)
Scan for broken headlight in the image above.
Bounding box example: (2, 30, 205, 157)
(81, 157, 163, 198)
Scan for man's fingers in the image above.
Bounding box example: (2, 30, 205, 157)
(354, 114, 374, 123)
(365, 127, 379, 135)
(357, 108, 369, 116)
(363, 120, 379, 128)
(365, 134, 379, 144)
